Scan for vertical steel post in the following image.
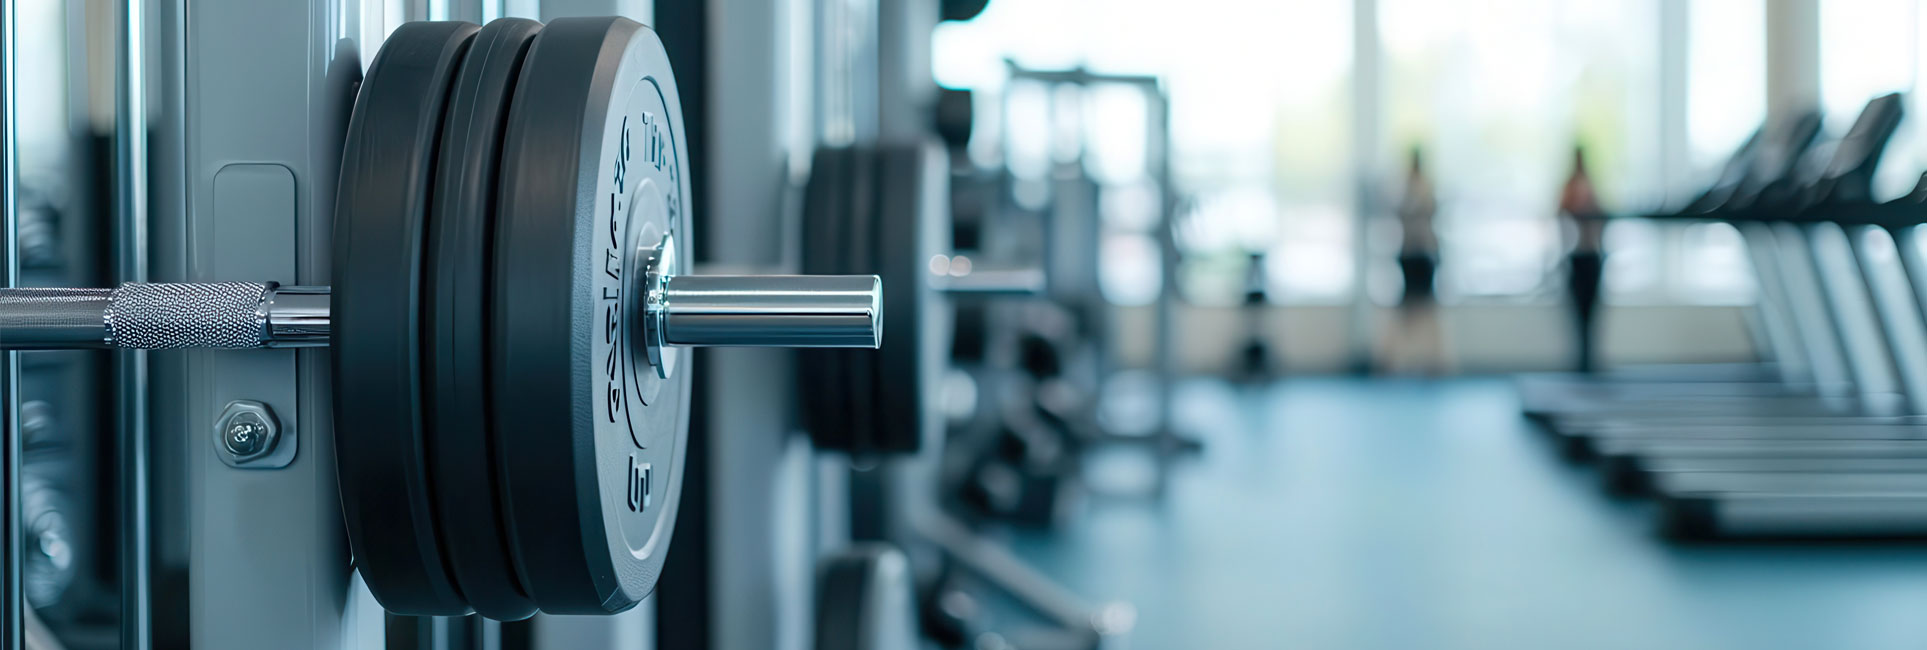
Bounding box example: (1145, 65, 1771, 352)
(1347, 0, 1381, 372)
(1150, 85, 1180, 494)
(116, 0, 153, 645)
(0, 0, 22, 645)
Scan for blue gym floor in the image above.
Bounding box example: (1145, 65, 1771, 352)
(1001, 377, 1927, 650)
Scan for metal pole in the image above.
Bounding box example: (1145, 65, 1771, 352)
(0, 284, 331, 350)
(115, 0, 153, 644)
(1151, 85, 1185, 492)
(659, 275, 883, 348)
(1, 0, 22, 644)
(0, 289, 115, 348)
(0, 276, 882, 351)
(1765, 0, 1821, 122)
(1347, 0, 1381, 372)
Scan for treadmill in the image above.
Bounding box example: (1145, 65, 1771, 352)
(1517, 110, 1829, 419)
(1533, 95, 1915, 444)
(1648, 168, 1927, 538)
(1527, 94, 1927, 538)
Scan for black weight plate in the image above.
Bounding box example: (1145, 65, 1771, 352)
(423, 17, 542, 622)
(492, 16, 690, 614)
(874, 143, 950, 454)
(801, 148, 849, 278)
(814, 545, 917, 650)
(796, 147, 832, 447)
(800, 148, 856, 450)
(831, 146, 862, 453)
(933, 89, 973, 151)
(333, 20, 479, 616)
(941, 0, 993, 22)
(845, 146, 879, 454)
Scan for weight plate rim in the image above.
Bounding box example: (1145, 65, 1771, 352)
(331, 20, 479, 616)
(878, 143, 950, 454)
(492, 15, 689, 614)
(800, 147, 855, 450)
(845, 146, 879, 454)
(868, 144, 904, 454)
(424, 16, 544, 622)
(830, 146, 862, 452)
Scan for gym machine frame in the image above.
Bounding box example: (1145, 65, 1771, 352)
(999, 61, 1199, 495)
(2, 0, 20, 646)
(0, 3, 886, 647)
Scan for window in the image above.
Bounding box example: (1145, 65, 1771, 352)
(1380, 0, 1660, 300)
(1822, 0, 1922, 201)
(1688, 0, 1765, 172)
(1560, 0, 1762, 305)
(1615, 0, 1768, 305)
(933, 0, 1768, 307)
(1678, 222, 1754, 302)
(933, 0, 1355, 306)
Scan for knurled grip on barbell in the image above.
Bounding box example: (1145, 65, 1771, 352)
(108, 282, 281, 349)
(0, 282, 318, 350)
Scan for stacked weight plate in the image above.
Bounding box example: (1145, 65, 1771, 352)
(800, 144, 952, 455)
(333, 16, 692, 619)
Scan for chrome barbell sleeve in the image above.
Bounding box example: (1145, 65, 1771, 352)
(653, 275, 883, 348)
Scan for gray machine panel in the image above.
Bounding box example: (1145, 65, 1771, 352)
(208, 164, 299, 470)
(178, 0, 362, 648)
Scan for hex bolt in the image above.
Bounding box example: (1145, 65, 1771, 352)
(224, 416, 268, 456)
(216, 401, 281, 463)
